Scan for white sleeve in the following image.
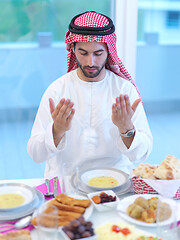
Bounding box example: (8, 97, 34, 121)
(27, 85, 66, 163)
(116, 85, 153, 163)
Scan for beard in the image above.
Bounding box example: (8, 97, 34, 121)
(75, 57, 108, 79)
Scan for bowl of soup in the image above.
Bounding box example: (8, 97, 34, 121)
(0, 183, 36, 211)
(80, 168, 129, 190)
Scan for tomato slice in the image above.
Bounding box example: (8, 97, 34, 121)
(120, 228, 131, 235)
(112, 225, 120, 233)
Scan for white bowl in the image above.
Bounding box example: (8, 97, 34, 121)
(60, 229, 97, 240)
(80, 168, 129, 190)
(87, 190, 119, 212)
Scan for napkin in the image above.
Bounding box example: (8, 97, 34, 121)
(35, 176, 61, 199)
(0, 220, 34, 234)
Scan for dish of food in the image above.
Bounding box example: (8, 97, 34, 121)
(87, 190, 119, 212)
(95, 221, 162, 240)
(61, 216, 96, 240)
(31, 193, 93, 230)
(80, 168, 129, 190)
(0, 183, 36, 211)
(117, 194, 175, 227)
(0, 189, 44, 221)
(71, 172, 133, 196)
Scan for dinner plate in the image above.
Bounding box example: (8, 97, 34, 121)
(80, 168, 129, 190)
(71, 172, 133, 196)
(32, 194, 93, 231)
(0, 189, 44, 221)
(95, 219, 160, 239)
(0, 183, 36, 211)
(117, 194, 175, 227)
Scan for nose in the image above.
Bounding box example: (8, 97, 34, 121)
(87, 54, 94, 67)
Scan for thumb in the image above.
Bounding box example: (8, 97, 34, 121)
(49, 98, 55, 115)
(131, 98, 141, 112)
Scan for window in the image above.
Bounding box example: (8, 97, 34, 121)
(166, 11, 180, 27)
(0, 0, 114, 180)
(0, 0, 113, 43)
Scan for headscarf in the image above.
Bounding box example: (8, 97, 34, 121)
(65, 11, 140, 95)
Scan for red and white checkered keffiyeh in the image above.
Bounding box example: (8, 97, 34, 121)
(65, 12, 140, 95)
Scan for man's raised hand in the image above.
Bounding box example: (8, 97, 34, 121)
(112, 94, 141, 134)
(49, 98, 75, 146)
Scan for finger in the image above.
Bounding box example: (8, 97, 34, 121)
(112, 103, 117, 113)
(49, 98, 55, 115)
(131, 98, 141, 112)
(62, 101, 74, 120)
(116, 97, 121, 114)
(124, 95, 131, 113)
(66, 108, 75, 123)
(57, 99, 71, 119)
(53, 98, 65, 118)
(120, 94, 126, 114)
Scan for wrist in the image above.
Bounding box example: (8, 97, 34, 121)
(53, 124, 65, 140)
(119, 126, 135, 138)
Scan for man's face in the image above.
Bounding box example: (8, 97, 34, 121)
(73, 41, 108, 82)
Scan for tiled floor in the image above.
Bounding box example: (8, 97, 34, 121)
(0, 111, 179, 180)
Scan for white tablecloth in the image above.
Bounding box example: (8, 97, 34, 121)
(0, 178, 173, 239)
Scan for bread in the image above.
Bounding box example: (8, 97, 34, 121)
(133, 155, 180, 180)
(48, 199, 85, 214)
(154, 155, 180, 179)
(0, 230, 31, 240)
(133, 163, 157, 179)
(31, 194, 91, 228)
(55, 193, 91, 208)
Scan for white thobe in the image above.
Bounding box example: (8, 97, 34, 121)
(27, 69, 153, 178)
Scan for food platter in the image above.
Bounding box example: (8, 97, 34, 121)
(80, 168, 129, 190)
(95, 220, 161, 240)
(0, 189, 44, 221)
(117, 194, 176, 227)
(71, 171, 133, 196)
(32, 194, 93, 231)
(0, 183, 36, 211)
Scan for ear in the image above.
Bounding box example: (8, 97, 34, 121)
(71, 43, 75, 53)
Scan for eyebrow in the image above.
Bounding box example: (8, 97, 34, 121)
(77, 48, 104, 53)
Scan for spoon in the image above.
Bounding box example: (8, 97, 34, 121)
(0, 215, 32, 233)
(44, 179, 54, 198)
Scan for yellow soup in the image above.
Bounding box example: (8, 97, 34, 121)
(0, 194, 25, 208)
(88, 176, 119, 188)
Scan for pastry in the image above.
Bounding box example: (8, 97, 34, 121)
(55, 193, 91, 208)
(0, 230, 31, 240)
(48, 199, 85, 214)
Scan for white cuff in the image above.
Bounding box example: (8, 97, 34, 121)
(116, 127, 139, 153)
(45, 122, 66, 152)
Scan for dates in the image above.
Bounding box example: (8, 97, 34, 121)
(92, 192, 116, 204)
(62, 216, 95, 239)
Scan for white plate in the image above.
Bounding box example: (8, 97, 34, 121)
(117, 194, 175, 227)
(71, 173, 133, 196)
(0, 183, 36, 211)
(95, 219, 159, 239)
(0, 189, 44, 221)
(80, 168, 129, 190)
(32, 194, 94, 231)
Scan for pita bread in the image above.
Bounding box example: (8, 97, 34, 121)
(133, 163, 157, 179)
(154, 155, 180, 179)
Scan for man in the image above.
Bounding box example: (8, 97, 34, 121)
(28, 11, 152, 178)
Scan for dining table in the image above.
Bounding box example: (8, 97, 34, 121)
(0, 178, 179, 240)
